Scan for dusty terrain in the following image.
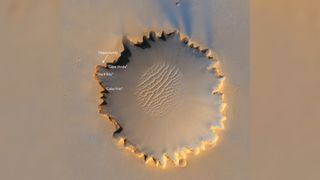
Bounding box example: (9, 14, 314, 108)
(0, 0, 319, 179)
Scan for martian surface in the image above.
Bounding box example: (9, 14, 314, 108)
(1, 0, 319, 180)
